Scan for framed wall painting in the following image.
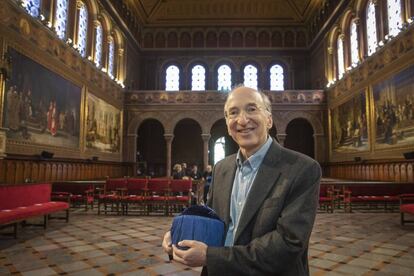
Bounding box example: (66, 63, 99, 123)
(85, 93, 121, 153)
(373, 65, 414, 150)
(330, 90, 369, 153)
(3, 48, 81, 149)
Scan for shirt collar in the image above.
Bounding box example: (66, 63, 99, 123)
(236, 136, 273, 170)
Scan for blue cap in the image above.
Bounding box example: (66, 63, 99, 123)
(171, 205, 225, 249)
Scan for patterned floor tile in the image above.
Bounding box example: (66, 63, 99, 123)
(1, 211, 413, 276)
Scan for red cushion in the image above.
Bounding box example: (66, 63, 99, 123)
(401, 204, 414, 213)
(0, 184, 51, 210)
(0, 201, 68, 224)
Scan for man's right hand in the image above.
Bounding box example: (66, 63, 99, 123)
(162, 231, 173, 258)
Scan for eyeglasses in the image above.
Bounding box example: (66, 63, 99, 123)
(225, 104, 266, 120)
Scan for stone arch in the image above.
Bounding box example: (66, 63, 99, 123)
(127, 112, 168, 136)
(277, 111, 323, 135)
(168, 111, 206, 134)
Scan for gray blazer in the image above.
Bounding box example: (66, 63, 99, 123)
(204, 139, 321, 276)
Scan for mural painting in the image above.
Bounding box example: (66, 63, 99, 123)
(373, 65, 414, 149)
(86, 93, 121, 153)
(331, 91, 369, 153)
(3, 48, 81, 148)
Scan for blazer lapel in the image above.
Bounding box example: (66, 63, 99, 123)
(234, 140, 282, 243)
(216, 156, 237, 228)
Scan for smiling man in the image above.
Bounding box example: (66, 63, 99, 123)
(162, 86, 321, 276)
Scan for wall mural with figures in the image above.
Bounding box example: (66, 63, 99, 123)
(3, 48, 81, 149)
(373, 65, 414, 150)
(86, 93, 121, 153)
(331, 90, 369, 153)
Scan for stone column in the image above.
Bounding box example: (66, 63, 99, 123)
(313, 133, 326, 163)
(0, 128, 6, 159)
(201, 133, 211, 170)
(164, 134, 174, 177)
(277, 133, 287, 146)
(125, 133, 137, 162)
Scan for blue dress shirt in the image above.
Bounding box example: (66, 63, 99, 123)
(224, 136, 273, 246)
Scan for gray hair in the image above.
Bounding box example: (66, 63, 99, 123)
(224, 85, 272, 117)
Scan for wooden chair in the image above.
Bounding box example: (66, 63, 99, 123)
(123, 178, 149, 215)
(400, 193, 414, 225)
(97, 178, 127, 215)
(147, 179, 170, 215)
(169, 179, 193, 215)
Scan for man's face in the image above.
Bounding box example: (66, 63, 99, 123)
(225, 87, 272, 158)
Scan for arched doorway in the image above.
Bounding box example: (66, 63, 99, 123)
(210, 119, 238, 164)
(137, 119, 165, 177)
(172, 119, 203, 169)
(284, 118, 314, 158)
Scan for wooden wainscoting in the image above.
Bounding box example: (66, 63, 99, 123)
(0, 157, 134, 185)
(324, 160, 414, 182)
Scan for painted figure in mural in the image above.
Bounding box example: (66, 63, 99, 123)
(47, 100, 53, 133)
(7, 86, 21, 131)
(65, 110, 76, 136)
(59, 111, 65, 130)
(50, 101, 58, 136)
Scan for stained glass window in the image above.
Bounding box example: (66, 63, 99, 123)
(387, 0, 403, 37)
(54, 0, 69, 40)
(366, 1, 378, 56)
(217, 65, 232, 92)
(94, 23, 103, 68)
(191, 65, 206, 91)
(337, 36, 345, 78)
(214, 137, 225, 165)
(243, 64, 258, 90)
(270, 64, 284, 91)
(22, 0, 40, 17)
(350, 21, 359, 66)
(108, 39, 115, 78)
(77, 2, 88, 57)
(166, 65, 180, 91)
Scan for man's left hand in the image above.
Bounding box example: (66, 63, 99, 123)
(172, 240, 207, 267)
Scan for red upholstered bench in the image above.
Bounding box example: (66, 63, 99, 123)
(0, 183, 69, 238)
(400, 194, 414, 225)
(343, 183, 414, 212)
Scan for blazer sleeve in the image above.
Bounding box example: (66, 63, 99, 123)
(206, 160, 321, 275)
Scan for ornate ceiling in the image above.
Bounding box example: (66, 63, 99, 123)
(126, 0, 322, 27)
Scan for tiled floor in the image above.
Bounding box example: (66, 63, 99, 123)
(1, 210, 413, 276)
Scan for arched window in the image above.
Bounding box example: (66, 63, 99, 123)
(76, 2, 88, 57)
(94, 22, 103, 68)
(107, 38, 115, 78)
(337, 36, 345, 79)
(217, 64, 232, 92)
(22, 0, 41, 17)
(243, 64, 258, 90)
(387, 0, 403, 37)
(270, 64, 284, 91)
(191, 65, 206, 91)
(166, 65, 180, 91)
(54, 0, 69, 40)
(350, 20, 360, 66)
(366, 1, 378, 56)
(214, 137, 225, 165)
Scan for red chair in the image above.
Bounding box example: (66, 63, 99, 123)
(123, 178, 149, 215)
(98, 178, 127, 215)
(169, 179, 193, 214)
(52, 182, 94, 211)
(147, 179, 170, 215)
(400, 193, 414, 225)
(319, 185, 334, 213)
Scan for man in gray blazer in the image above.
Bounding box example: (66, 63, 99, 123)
(163, 86, 321, 275)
